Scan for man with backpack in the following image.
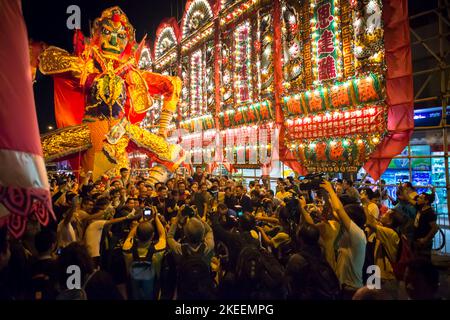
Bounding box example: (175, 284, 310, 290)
(211, 210, 286, 300)
(84, 205, 136, 268)
(364, 207, 407, 299)
(122, 207, 166, 300)
(167, 209, 215, 299)
(211, 211, 260, 298)
(285, 224, 340, 300)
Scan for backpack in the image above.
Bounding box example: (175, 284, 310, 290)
(177, 243, 216, 300)
(159, 250, 177, 300)
(235, 245, 285, 299)
(297, 250, 341, 300)
(129, 243, 156, 300)
(56, 270, 98, 300)
(215, 240, 231, 276)
(362, 232, 376, 284)
(31, 272, 56, 300)
(275, 239, 297, 267)
(390, 234, 413, 281)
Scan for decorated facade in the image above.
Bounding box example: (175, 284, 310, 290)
(144, 0, 413, 176)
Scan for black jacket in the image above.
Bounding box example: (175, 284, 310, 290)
(210, 214, 259, 272)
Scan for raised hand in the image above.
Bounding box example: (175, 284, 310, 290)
(298, 196, 307, 209)
(320, 180, 334, 194)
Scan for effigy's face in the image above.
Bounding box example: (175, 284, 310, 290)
(99, 19, 129, 56)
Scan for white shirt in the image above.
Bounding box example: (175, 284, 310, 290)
(84, 220, 107, 258)
(336, 221, 367, 289)
(57, 220, 77, 249)
(367, 202, 380, 220)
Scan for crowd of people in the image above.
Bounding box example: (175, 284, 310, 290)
(0, 167, 443, 300)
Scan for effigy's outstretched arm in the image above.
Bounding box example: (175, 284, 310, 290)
(141, 72, 182, 137)
(38, 46, 94, 83)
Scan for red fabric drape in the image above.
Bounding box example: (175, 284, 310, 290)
(73, 29, 85, 56)
(363, 0, 414, 180)
(0, 0, 54, 238)
(280, 147, 309, 175)
(53, 76, 85, 128)
(0, 2, 44, 156)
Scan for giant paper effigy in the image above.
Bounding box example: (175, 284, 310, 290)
(39, 7, 185, 183)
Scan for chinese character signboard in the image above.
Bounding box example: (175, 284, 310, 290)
(314, 0, 339, 82)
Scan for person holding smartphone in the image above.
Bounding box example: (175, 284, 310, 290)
(142, 207, 153, 221)
(122, 206, 167, 300)
(320, 180, 367, 299)
(84, 204, 136, 268)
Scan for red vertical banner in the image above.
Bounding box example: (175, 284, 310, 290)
(234, 22, 252, 104)
(312, 0, 340, 82)
(340, 0, 355, 78)
(272, 0, 284, 126)
(302, 0, 313, 87)
(213, 17, 221, 132)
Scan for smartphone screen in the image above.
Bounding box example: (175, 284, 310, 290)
(144, 208, 152, 217)
(235, 205, 243, 217)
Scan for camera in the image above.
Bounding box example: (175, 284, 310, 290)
(181, 205, 195, 218)
(298, 173, 326, 191)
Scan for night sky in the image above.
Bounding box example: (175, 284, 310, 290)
(22, 0, 187, 133)
(22, 0, 434, 133)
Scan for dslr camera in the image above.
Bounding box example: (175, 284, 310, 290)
(298, 173, 326, 191)
(181, 205, 195, 218)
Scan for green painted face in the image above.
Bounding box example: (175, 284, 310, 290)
(100, 19, 128, 56)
